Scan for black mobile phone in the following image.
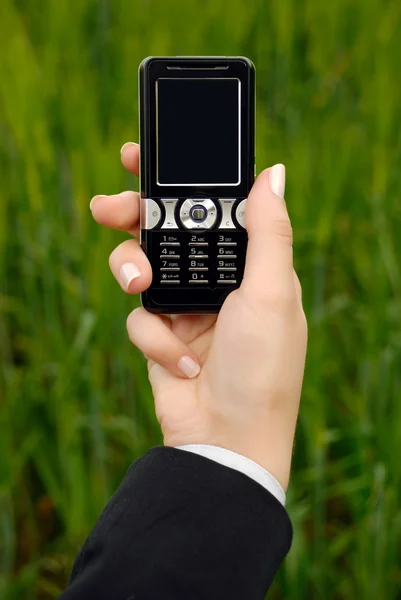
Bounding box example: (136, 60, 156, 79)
(139, 56, 255, 314)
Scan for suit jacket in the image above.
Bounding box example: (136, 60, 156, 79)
(58, 447, 292, 599)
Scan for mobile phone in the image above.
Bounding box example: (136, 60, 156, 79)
(139, 56, 255, 313)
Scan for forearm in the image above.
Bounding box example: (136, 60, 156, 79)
(58, 447, 292, 600)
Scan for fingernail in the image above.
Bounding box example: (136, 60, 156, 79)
(89, 194, 107, 210)
(120, 263, 141, 290)
(120, 142, 138, 155)
(269, 164, 286, 198)
(178, 355, 201, 379)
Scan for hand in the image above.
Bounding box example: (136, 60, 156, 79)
(90, 142, 307, 491)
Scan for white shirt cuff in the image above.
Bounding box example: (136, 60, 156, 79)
(175, 444, 286, 506)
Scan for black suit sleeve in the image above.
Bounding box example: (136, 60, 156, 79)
(58, 446, 292, 600)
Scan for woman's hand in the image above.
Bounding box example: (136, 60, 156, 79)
(90, 142, 307, 491)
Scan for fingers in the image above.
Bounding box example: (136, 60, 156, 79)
(90, 191, 140, 235)
(109, 238, 152, 293)
(242, 164, 295, 304)
(170, 313, 217, 345)
(127, 307, 201, 379)
(89, 142, 140, 234)
(120, 142, 140, 175)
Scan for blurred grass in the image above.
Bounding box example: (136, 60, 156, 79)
(1, 0, 401, 598)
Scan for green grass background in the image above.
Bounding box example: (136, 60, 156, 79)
(1, 0, 401, 598)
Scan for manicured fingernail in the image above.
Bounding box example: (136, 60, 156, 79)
(120, 142, 138, 155)
(120, 263, 141, 290)
(178, 355, 201, 379)
(269, 164, 286, 199)
(89, 194, 107, 210)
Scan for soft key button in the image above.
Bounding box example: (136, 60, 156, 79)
(160, 199, 179, 229)
(141, 198, 162, 230)
(235, 199, 247, 228)
(217, 199, 236, 229)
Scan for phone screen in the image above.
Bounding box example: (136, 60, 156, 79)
(156, 78, 240, 186)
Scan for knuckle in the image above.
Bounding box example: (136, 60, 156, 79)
(270, 218, 293, 245)
(264, 281, 295, 307)
(291, 306, 308, 342)
(114, 207, 134, 230)
(257, 286, 296, 312)
(300, 308, 308, 334)
(112, 214, 128, 230)
(108, 242, 123, 268)
(126, 307, 143, 341)
(108, 240, 133, 269)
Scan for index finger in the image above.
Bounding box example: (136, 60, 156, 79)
(120, 142, 140, 176)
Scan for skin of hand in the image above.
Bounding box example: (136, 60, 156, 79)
(90, 142, 307, 491)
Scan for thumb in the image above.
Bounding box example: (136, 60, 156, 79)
(242, 164, 294, 300)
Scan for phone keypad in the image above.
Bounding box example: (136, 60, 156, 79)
(189, 258, 208, 268)
(151, 201, 247, 288)
(188, 239, 209, 284)
(155, 234, 245, 286)
(215, 234, 238, 285)
(160, 272, 181, 283)
(217, 247, 237, 256)
(159, 236, 181, 283)
(189, 248, 209, 257)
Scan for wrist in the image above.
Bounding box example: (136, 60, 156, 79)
(164, 429, 293, 492)
(205, 436, 292, 492)
(176, 444, 286, 505)
(161, 403, 298, 493)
